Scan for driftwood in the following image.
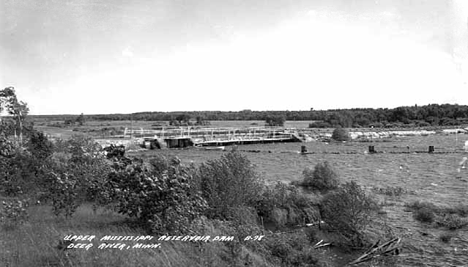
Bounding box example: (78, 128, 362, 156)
(349, 237, 401, 265)
(312, 239, 332, 249)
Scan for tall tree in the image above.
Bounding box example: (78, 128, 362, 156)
(0, 87, 29, 143)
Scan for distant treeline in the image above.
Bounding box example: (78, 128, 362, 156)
(30, 104, 468, 128)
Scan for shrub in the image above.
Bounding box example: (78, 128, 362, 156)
(26, 130, 53, 160)
(0, 132, 17, 158)
(302, 161, 339, 192)
(439, 232, 454, 243)
(0, 150, 45, 197)
(265, 115, 285, 127)
(372, 186, 406, 197)
(320, 181, 379, 247)
(436, 214, 467, 230)
(0, 200, 29, 228)
(108, 156, 207, 234)
(196, 151, 263, 219)
(413, 207, 435, 223)
(67, 134, 103, 165)
(270, 241, 293, 263)
(305, 227, 319, 244)
(404, 201, 439, 213)
(442, 204, 468, 217)
(266, 234, 322, 266)
(331, 127, 350, 141)
(45, 170, 79, 218)
(255, 182, 320, 228)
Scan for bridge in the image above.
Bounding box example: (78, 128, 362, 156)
(123, 127, 303, 148)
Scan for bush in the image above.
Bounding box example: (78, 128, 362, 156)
(442, 204, 468, 217)
(413, 207, 435, 223)
(45, 170, 79, 218)
(0, 200, 29, 229)
(108, 156, 207, 234)
(372, 186, 406, 197)
(331, 127, 350, 141)
(265, 115, 285, 127)
(320, 181, 379, 247)
(436, 214, 467, 230)
(439, 232, 454, 243)
(26, 130, 53, 160)
(405, 201, 439, 213)
(301, 161, 339, 192)
(255, 182, 320, 228)
(67, 134, 103, 165)
(266, 234, 322, 266)
(196, 151, 263, 219)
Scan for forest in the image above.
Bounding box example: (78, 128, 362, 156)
(30, 104, 468, 128)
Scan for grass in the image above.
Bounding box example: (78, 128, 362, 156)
(1, 204, 271, 267)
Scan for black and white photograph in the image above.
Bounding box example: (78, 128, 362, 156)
(1, 0, 468, 266)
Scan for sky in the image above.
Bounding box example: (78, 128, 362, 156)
(1, 0, 467, 115)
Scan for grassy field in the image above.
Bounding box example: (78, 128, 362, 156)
(1, 202, 277, 267)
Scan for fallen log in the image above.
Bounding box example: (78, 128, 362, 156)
(349, 237, 401, 265)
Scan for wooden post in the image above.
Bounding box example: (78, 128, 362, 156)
(429, 146, 434, 153)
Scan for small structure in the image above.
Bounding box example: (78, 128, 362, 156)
(428, 146, 435, 153)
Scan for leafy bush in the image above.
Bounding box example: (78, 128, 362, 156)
(108, 156, 207, 234)
(0, 133, 17, 158)
(0, 150, 46, 197)
(320, 181, 379, 247)
(45, 170, 79, 218)
(301, 161, 339, 192)
(196, 151, 263, 219)
(405, 201, 439, 213)
(67, 134, 103, 165)
(439, 232, 454, 243)
(265, 115, 286, 127)
(436, 214, 467, 230)
(371, 186, 406, 197)
(255, 182, 320, 228)
(0, 200, 29, 228)
(442, 204, 468, 217)
(26, 130, 53, 160)
(305, 228, 319, 244)
(331, 127, 350, 141)
(265, 234, 322, 266)
(413, 207, 435, 223)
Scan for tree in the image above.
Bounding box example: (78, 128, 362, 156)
(265, 115, 286, 127)
(175, 114, 191, 125)
(320, 181, 379, 247)
(0, 87, 29, 143)
(75, 113, 85, 126)
(196, 151, 263, 219)
(27, 130, 54, 160)
(331, 127, 350, 141)
(302, 161, 339, 192)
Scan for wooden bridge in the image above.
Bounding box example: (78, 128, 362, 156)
(123, 127, 303, 148)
